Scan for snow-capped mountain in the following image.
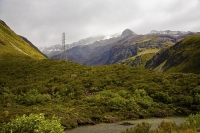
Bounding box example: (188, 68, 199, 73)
(39, 34, 119, 57)
(150, 30, 192, 35)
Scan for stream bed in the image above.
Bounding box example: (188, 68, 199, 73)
(66, 117, 185, 133)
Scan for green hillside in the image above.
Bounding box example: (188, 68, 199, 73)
(0, 20, 46, 60)
(146, 35, 200, 73)
(119, 49, 159, 67)
(1, 56, 200, 129)
(117, 34, 176, 67)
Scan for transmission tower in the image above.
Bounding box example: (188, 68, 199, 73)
(60, 32, 67, 61)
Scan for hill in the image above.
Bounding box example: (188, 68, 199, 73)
(146, 35, 200, 73)
(0, 19, 46, 60)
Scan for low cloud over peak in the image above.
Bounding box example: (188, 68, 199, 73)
(0, 0, 199, 47)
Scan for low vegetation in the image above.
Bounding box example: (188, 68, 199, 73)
(1, 55, 200, 129)
(0, 113, 64, 133)
(120, 113, 200, 133)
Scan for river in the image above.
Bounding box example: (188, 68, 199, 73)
(66, 117, 185, 133)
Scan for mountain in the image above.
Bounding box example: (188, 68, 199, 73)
(121, 29, 137, 37)
(150, 30, 192, 35)
(50, 29, 137, 65)
(39, 35, 119, 58)
(50, 29, 198, 66)
(0, 19, 46, 60)
(145, 35, 200, 73)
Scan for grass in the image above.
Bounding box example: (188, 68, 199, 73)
(119, 49, 159, 67)
(0, 20, 46, 60)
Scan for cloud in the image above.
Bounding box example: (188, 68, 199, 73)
(0, 0, 200, 47)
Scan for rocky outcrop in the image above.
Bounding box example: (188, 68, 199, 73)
(77, 119, 96, 125)
(101, 116, 121, 123)
(120, 122, 134, 125)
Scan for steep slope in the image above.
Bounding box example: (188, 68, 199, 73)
(19, 35, 47, 58)
(0, 19, 46, 61)
(145, 35, 200, 73)
(119, 49, 159, 67)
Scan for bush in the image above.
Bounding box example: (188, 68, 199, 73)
(108, 96, 128, 111)
(0, 113, 64, 133)
(120, 114, 200, 133)
(22, 89, 51, 105)
(181, 113, 200, 131)
(153, 92, 171, 103)
(133, 122, 151, 133)
(152, 121, 179, 133)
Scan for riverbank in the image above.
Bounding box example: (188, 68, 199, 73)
(66, 117, 185, 133)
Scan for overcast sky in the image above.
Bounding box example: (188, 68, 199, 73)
(0, 0, 200, 47)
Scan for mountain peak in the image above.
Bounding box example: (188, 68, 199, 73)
(121, 29, 137, 37)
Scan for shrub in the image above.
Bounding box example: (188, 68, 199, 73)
(152, 121, 179, 133)
(22, 89, 51, 105)
(108, 96, 128, 111)
(181, 113, 200, 131)
(0, 113, 64, 133)
(133, 122, 151, 133)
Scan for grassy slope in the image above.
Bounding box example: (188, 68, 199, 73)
(166, 35, 200, 73)
(0, 20, 46, 60)
(119, 34, 175, 67)
(146, 35, 200, 73)
(120, 49, 159, 67)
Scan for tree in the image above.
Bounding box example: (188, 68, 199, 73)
(0, 113, 64, 133)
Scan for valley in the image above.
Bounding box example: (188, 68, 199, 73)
(1, 19, 200, 132)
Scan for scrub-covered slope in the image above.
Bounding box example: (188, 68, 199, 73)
(146, 35, 200, 73)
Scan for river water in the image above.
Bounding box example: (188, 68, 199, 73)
(66, 117, 185, 133)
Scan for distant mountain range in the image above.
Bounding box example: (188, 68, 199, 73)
(39, 34, 119, 58)
(1, 18, 200, 74)
(42, 29, 199, 66)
